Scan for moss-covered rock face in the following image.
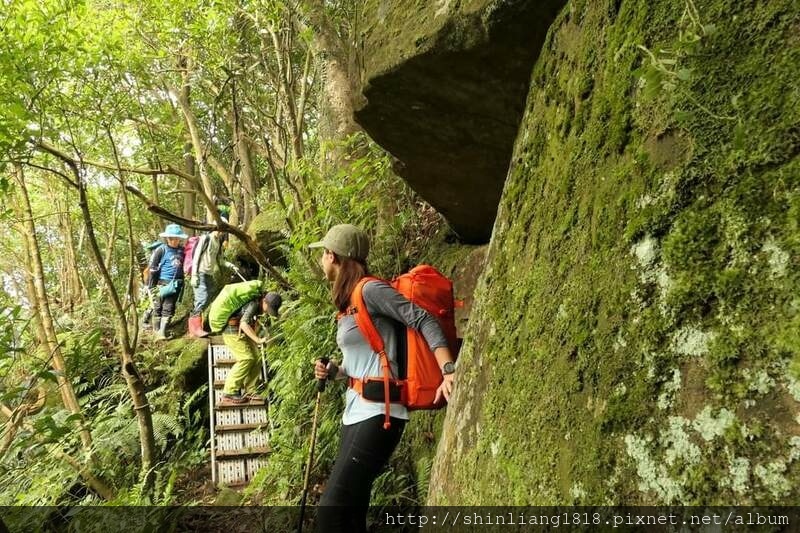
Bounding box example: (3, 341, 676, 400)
(226, 209, 287, 279)
(429, 0, 800, 504)
(357, 0, 566, 243)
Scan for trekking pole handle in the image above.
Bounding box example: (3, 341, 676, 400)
(317, 357, 330, 392)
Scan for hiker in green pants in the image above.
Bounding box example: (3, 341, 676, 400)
(220, 291, 282, 405)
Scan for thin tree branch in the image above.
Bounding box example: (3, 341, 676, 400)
(125, 185, 291, 290)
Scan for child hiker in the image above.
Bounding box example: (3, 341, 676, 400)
(147, 223, 188, 340)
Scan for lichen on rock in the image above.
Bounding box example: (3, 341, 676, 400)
(416, 0, 800, 505)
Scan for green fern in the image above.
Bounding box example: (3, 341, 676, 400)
(85, 382, 128, 404)
(414, 455, 433, 503)
(151, 412, 183, 448)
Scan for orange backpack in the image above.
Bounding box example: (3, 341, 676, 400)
(344, 265, 460, 429)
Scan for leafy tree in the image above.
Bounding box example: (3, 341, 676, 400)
(0, 0, 440, 508)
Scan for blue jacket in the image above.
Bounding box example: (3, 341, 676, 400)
(148, 244, 185, 288)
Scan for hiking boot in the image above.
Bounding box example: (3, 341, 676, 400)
(220, 393, 248, 405)
(188, 315, 208, 338)
(243, 393, 265, 405)
(155, 317, 170, 340)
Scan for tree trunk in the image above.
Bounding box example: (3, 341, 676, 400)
(232, 89, 258, 226)
(102, 132, 159, 489)
(22, 259, 48, 352)
(103, 189, 122, 270)
(299, 0, 362, 142)
(77, 174, 158, 492)
(320, 52, 361, 141)
(11, 164, 94, 454)
(175, 55, 216, 223)
(182, 142, 197, 229)
(62, 197, 87, 305)
(50, 184, 85, 311)
(33, 143, 160, 494)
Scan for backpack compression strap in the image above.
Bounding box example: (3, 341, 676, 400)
(349, 277, 394, 430)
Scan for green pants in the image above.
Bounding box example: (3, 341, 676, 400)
(222, 333, 262, 395)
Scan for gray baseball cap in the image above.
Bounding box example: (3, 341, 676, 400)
(263, 292, 282, 317)
(308, 224, 370, 261)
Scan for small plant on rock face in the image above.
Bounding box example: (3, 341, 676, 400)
(635, 0, 734, 122)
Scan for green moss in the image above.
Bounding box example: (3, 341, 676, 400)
(417, 231, 483, 277)
(248, 207, 286, 235)
(168, 338, 208, 382)
(429, 0, 800, 505)
(363, 0, 487, 77)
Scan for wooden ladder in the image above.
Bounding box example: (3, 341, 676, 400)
(208, 336, 271, 487)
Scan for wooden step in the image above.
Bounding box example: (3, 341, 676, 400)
(215, 398, 266, 409)
(214, 358, 237, 366)
(213, 380, 264, 388)
(216, 446, 271, 459)
(215, 423, 269, 432)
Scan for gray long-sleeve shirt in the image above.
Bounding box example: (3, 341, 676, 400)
(338, 279, 448, 425)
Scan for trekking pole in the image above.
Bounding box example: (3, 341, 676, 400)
(232, 266, 247, 282)
(298, 356, 328, 533)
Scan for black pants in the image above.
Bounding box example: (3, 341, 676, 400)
(153, 282, 182, 319)
(315, 415, 406, 533)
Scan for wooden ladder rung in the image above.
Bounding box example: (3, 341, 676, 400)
(216, 423, 269, 432)
(216, 446, 271, 459)
(215, 399, 266, 409)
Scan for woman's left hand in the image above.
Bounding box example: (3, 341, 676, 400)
(434, 373, 455, 404)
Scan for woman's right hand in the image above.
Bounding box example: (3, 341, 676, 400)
(314, 359, 329, 381)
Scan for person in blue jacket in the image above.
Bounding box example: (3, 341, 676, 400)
(147, 223, 188, 339)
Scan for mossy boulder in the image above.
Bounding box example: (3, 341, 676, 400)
(426, 0, 800, 505)
(357, 0, 567, 243)
(226, 209, 288, 279)
(167, 337, 210, 393)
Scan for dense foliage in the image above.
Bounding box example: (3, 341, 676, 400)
(0, 0, 445, 513)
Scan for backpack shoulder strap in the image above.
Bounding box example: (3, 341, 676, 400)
(350, 277, 384, 353)
(155, 244, 168, 270)
(197, 234, 211, 256)
(350, 276, 396, 430)
(191, 234, 209, 274)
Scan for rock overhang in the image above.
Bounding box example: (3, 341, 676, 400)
(357, 0, 568, 243)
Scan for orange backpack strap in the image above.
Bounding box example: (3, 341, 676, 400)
(350, 278, 384, 353)
(350, 277, 394, 430)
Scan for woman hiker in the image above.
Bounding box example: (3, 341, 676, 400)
(310, 224, 456, 532)
(147, 223, 188, 340)
(220, 291, 283, 404)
